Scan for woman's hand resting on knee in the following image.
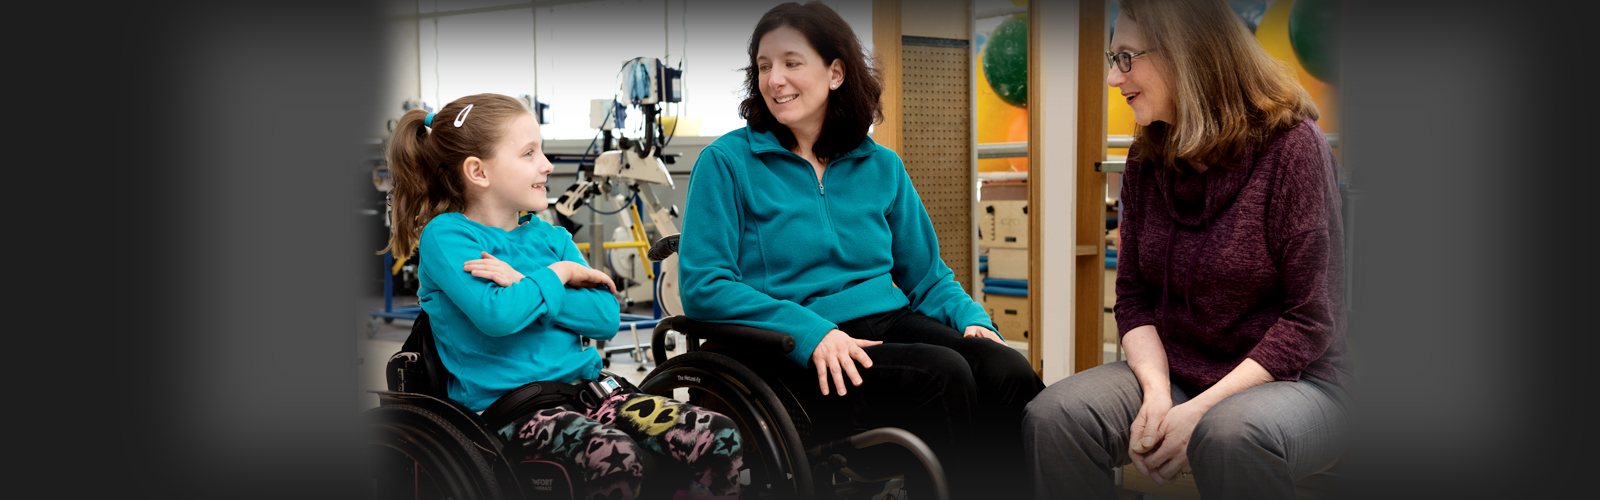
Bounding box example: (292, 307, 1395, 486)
(1137, 358, 1274, 485)
(1123, 324, 1190, 483)
(1128, 391, 1174, 480)
(811, 329, 883, 396)
(1141, 401, 1207, 484)
(962, 325, 1007, 345)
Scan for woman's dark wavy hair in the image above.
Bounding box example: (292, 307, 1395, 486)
(738, 2, 882, 160)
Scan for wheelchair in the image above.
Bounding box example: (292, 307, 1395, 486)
(363, 273, 952, 499)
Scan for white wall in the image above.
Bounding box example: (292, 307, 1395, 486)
(381, 0, 875, 142)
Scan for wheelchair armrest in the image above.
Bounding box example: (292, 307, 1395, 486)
(647, 233, 680, 262)
(651, 316, 796, 364)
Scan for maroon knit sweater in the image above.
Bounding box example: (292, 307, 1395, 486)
(1115, 118, 1348, 391)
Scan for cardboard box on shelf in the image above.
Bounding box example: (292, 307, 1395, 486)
(979, 200, 1028, 248)
(979, 181, 1027, 201)
(985, 247, 1028, 280)
(983, 293, 1031, 343)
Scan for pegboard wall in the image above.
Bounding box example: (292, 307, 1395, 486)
(899, 38, 973, 292)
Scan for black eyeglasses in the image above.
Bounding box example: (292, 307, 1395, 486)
(1105, 49, 1155, 73)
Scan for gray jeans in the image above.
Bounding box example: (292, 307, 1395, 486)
(1022, 361, 1349, 500)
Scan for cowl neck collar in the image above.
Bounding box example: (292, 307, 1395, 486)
(1152, 140, 1257, 228)
(1145, 139, 1259, 325)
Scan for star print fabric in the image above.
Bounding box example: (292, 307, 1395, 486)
(500, 391, 744, 500)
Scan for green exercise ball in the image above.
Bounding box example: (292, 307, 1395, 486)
(1289, 0, 1340, 84)
(983, 14, 1029, 108)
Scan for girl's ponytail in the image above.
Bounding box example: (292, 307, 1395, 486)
(382, 108, 449, 260)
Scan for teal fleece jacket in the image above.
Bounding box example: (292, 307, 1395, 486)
(417, 212, 620, 411)
(679, 126, 994, 367)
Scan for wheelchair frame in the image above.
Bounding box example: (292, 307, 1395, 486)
(644, 316, 950, 500)
(363, 235, 952, 500)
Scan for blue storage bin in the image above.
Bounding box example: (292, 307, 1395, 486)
(982, 277, 1027, 288)
(983, 284, 1028, 297)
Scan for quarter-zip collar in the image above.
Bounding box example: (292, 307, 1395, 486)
(746, 125, 872, 235)
(746, 125, 881, 163)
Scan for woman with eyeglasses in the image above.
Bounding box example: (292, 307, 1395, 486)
(1021, 0, 1351, 498)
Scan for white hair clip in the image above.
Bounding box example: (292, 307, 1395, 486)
(453, 104, 473, 127)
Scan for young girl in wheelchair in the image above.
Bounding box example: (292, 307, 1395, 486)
(383, 93, 742, 500)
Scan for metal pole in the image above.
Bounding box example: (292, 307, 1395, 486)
(590, 205, 605, 275)
(970, 0, 981, 300)
(630, 323, 645, 371)
(383, 251, 394, 313)
(664, 0, 669, 64)
(537, 1, 544, 96)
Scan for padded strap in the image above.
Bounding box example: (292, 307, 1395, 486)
(480, 380, 589, 433)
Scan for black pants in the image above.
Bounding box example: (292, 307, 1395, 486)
(749, 307, 1044, 498)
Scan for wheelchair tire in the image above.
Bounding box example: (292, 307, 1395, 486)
(640, 351, 814, 500)
(364, 404, 508, 500)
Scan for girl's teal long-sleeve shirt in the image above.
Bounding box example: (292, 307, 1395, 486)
(679, 126, 995, 367)
(417, 212, 620, 411)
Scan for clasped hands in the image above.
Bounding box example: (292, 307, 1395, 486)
(463, 252, 617, 292)
(808, 324, 1006, 396)
(1128, 393, 1210, 485)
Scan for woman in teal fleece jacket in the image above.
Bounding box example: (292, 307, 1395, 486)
(678, 3, 1043, 497)
(384, 93, 743, 499)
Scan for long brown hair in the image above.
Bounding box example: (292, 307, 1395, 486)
(1119, 0, 1318, 169)
(738, 1, 883, 160)
(381, 93, 530, 259)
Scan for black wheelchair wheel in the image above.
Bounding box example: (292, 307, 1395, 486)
(364, 404, 506, 500)
(640, 351, 814, 500)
